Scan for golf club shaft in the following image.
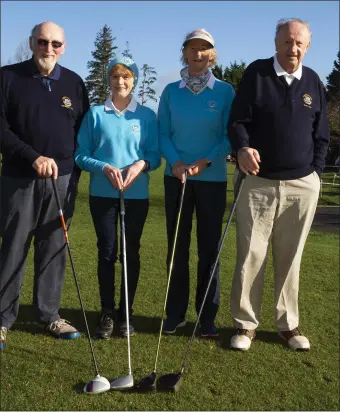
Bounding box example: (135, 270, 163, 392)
(180, 171, 246, 374)
(120, 190, 132, 376)
(51, 177, 100, 377)
(153, 170, 188, 372)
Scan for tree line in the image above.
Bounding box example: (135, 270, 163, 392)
(6, 26, 339, 163)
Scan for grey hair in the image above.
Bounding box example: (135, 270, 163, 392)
(275, 18, 312, 39)
(180, 47, 217, 68)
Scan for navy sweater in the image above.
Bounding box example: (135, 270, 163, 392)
(227, 57, 330, 179)
(0, 58, 89, 177)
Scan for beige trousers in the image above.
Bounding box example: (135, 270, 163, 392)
(230, 170, 320, 331)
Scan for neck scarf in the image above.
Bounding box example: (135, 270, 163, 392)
(180, 67, 211, 94)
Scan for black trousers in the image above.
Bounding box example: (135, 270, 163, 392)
(164, 176, 226, 325)
(89, 196, 149, 319)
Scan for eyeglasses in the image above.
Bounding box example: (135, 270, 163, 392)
(36, 38, 64, 49)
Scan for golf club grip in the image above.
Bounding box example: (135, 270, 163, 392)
(51, 178, 69, 244)
(51, 177, 100, 377)
(180, 171, 246, 374)
(120, 190, 125, 215)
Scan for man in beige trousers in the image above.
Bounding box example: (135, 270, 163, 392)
(227, 18, 330, 351)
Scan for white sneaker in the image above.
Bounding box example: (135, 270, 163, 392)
(279, 328, 310, 351)
(45, 319, 80, 339)
(230, 329, 256, 351)
(0, 327, 7, 350)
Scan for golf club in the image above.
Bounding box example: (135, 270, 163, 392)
(156, 171, 246, 392)
(110, 190, 134, 390)
(135, 170, 188, 392)
(51, 178, 110, 395)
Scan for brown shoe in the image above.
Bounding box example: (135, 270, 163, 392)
(230, 328, 256, 351)
(279, 328, 310, 351)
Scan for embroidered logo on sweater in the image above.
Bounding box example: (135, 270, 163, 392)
(303, 94, 312, 108)
(131, 123, 141, 136)
(61, 96, 73, 110)
(207, 100, 218, 112)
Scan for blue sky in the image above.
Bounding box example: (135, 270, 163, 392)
(1, 1, 339, 108)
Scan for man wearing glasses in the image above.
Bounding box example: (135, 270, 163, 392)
(0, 21, 89, 350)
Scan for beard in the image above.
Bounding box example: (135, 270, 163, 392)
(36, 56, 56, 73)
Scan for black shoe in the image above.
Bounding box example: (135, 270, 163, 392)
(96, 311, 115, 339)
(162, 318, 186, 334)
(119, 321, 135, 338)
(200, 322, 219, 338)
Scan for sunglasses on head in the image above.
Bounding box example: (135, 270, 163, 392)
(36, 38, 64, 49)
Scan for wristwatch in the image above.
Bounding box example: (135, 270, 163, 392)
(144, 160, 150, 172)
(206, 160, 212, 168)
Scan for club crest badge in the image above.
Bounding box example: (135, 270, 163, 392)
(131, 123, 141, 136)
(61, 96, 73, 109)
(303, 94, 312, 108)
(122, 57, 134, 66)
(207, 100, 218, 112)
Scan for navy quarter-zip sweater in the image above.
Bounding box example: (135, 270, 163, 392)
(227, 57, 330, 179)
(0, 58, 89, 177)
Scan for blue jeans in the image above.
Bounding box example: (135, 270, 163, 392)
(89, 196, 149, 319)
(164, 176, 226, 325)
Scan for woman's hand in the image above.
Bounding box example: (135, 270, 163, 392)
(103, 164, 124, 190)
(172, 161, 188, 183)
(122, 160, 146, 190)
(187, 158, 210, 177)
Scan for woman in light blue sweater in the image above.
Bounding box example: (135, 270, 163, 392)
(75, 55, 160, 338)
(158, 29, 235, 337)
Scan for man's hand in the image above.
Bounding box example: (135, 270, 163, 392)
(122, 160, 146, 190)
(32, 156, 58, 179)
(237, 147, 261, 175)
(187, 158, 210, 177)
(104, 164, 124, 190)
(172, 160, 188, 183)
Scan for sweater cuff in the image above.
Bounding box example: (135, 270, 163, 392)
(24, 147, 41, 166)
(314, 165, 322, 176)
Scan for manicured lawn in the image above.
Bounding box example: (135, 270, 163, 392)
(0, 163, 339, 411)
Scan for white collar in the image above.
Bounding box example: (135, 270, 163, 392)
(273, 54, 302, 80)
(179, 73, 216, 89)
(104, 96, 137, 113)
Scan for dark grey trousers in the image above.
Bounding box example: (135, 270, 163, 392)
(0, 173, 77, 328)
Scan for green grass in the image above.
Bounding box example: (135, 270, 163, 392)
(1, 163, 339, 411)
(319, 171, 340, 206)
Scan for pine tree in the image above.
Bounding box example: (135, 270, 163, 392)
(223, 61, 246, 91)
(122, 41, 133, 59)
(211, 60, 246, 91)
(85, 25, 117, 104)
(138, 64, 157, 106)
(326, 51, 340, 101)
(211, 64, 223, 80)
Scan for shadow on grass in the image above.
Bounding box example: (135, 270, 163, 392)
(13, 305, 286, 350)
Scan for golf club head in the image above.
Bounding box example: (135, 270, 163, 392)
(110, 374, 134, 390)
(135, 372, 157, 392)
(83, 375, 111, 394)
(157, 372, 183, 393)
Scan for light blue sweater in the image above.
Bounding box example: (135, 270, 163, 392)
(75, 100, 161, 199)
(158, 76, 234, 181)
